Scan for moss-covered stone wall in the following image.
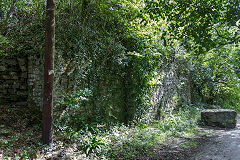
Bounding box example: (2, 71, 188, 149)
(0, 55, 43, 107)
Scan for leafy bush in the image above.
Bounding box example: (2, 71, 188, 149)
(55, 89, 94, 130)
(74, 106, 200, 159)
(191, 44, 240, 110)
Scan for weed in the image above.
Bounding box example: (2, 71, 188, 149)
(80, 134, 105, 157)
(183, 141, 198, 148)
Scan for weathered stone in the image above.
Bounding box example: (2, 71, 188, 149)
(201, 109, 237, 128)
(20, 72, 27, 78)
(0, 66, 6, 71)
(5, 59, 17, 65)
(17, 91, 28, 96)
(7, 89, 15, 94)
(17, 58, 26, 66)
(15, 101, 28, 106)
(20, 65, 27, 72)
(2, 75, 10, 79)
(0, 90, 7, 94)
(12, 84, 20, 89)
(9, 72, 17, 76)
(2, 84, 9, 88)
(0, 55, 43, 107)
(10, 75, 18, 80)
(20, 85, 27, 90)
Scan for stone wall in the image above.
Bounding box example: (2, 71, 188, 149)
(0, 53, 191, 116)
(0, 55, 43, 108)
(150, 58, 191, 119)
(0, 58, 28, 104)
(27, 55, 43, 108)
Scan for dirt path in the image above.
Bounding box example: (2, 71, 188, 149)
(189, 115, 240, 160)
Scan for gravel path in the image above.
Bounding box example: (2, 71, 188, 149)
(189, 115, 240, 160)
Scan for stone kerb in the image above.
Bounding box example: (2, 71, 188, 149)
(201, 109, 237, 128)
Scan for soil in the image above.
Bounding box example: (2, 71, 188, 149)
(147, 114, 240, 160)
(188, 114, 240, 160)
(1, 104, 240, 160)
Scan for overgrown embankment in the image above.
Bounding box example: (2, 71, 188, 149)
(0, 0, 239, 159)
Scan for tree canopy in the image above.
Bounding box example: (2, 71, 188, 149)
(143, 0, 240, 53)
(0, 0, 240, 158)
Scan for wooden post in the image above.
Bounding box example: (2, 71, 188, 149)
(42, 0, 55, 145)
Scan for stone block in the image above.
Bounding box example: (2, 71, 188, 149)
(20, 65, 27, 72)
(9, 72, 17, 76)
(7, 89, 15, 94)
(17, 58, 26, 66)
(2, 75, 10, 79)
(15, 101, 28, 106)
(201, 109, 237, 128)
(20, 85, 27, 90)
(17, 91, 28, 96)
(0, 90, 7, 94)
(0, 66, 6, 71)
(20, 72, 28, 78)
(6, 80, 14, 84)
(2, 84, 9, 88)
(10, 75, 18, 80)
(12, 84, 20, 89)
(5, 59, 17, 65)
(28, 81, 34, 85)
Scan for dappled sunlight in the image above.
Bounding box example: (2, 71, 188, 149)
(191, 118, 240, 160)
(0, 0, 239, 159)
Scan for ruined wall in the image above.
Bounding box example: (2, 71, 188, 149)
(150, 58, 191, 119)
(0, 58, 28, 105)
(0, 53, 191, 118)
(0, 55, 43, 108)
(27, 55, 43, 108)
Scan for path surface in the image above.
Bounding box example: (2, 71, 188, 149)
(189, 115, 240, 160)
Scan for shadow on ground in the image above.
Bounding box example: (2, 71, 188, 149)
(187, 114, 240, 160)
(0, 105, 42, 159)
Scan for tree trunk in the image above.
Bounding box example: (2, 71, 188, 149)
(42, 0, 55, 145)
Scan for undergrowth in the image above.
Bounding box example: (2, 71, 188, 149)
(0, 105, 202, 159)
(53, 105, 202, 159)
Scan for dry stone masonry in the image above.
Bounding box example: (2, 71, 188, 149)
(0, 55, 43, 108)
(0, 58, 28, 104)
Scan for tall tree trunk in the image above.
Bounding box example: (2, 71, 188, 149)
(42, 0, 55, 145)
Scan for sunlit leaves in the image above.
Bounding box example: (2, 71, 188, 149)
(142, 0, 240, 54)
(191, 43, 240, 108)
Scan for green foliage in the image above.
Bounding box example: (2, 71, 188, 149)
(80, 134, 105, 157)
(52, 0, 162, 125)
(155, 106, 201, 135)
(0, 0, 45, 56)
(0, 35, 13, 57)
(191, 44, 240, 110)
(183, 141, 198, 148)
(55, 89, 93, 130)
(232, 48, 240, 78)
(142, 0, 239, 53)
(102, 106, 200, 159)
(52, 106, 201, 159)
(1, 0, 239, 159)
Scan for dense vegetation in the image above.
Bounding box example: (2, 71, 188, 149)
(0, 0, 239, 159)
